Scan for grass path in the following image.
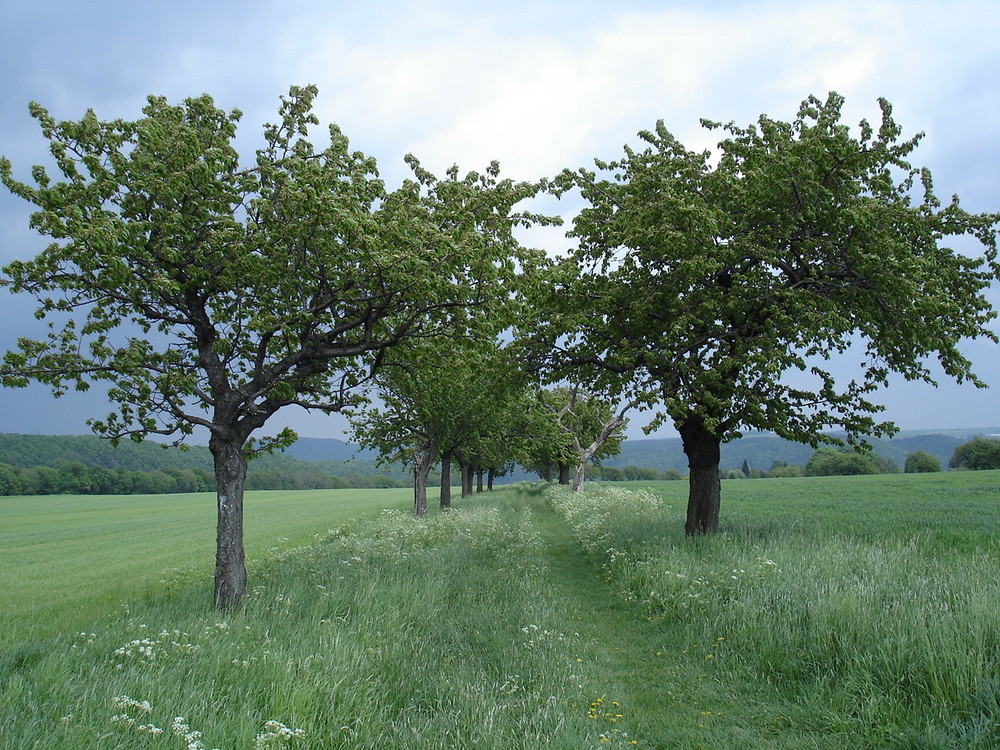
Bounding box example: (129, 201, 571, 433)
(521, 489, 826, 749)
(522, 491, 728, 747)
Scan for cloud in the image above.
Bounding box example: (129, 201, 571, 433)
(293, 0, 997, 187)
(0, 0, 997, 439)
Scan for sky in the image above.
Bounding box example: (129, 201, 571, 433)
(0, 0, 998, 443)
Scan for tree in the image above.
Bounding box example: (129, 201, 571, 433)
(805, 446, 881, 476)
(1, 86, 542, 607)
(518, 389, 575, 483)
(553, 385, 630, 491)
(949, 436, 1000, 470)
(536, 92, 999, 535)
(904, 450, 941, 473)
(349, 339, 529, 516)
(0, 463, 22, 495)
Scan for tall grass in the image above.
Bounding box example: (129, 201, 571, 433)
(1, 492, 611, 749)
(4, 474, 999, 748)
(548, 474, 1000, 749)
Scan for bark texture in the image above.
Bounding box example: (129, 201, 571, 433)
(440, 451, 452, 508)
(211, 436, 248, 609)
(459, 455, 473, 498)
(680, 417, 722, 536)
(413, 451, 432, 517)
(558, 462, 570, 485)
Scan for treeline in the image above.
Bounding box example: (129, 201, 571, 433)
(0, 433, 410, 497)
(588, 464, 684, 481)
(587, 438, 1000, 482)
(0, 460, 410, 497)
(0, 462, 214, 496)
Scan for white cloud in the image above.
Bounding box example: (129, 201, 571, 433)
(292, 0, 992, 183)
(1, 0, 997, 438)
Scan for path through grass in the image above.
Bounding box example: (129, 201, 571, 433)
(3, 475, 998, 749)
(522, 486, 846, 748)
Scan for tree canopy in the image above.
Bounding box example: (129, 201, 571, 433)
(1, 85, 544, 606)
(949, 436, 1000, 471)
(904, 450, 941, 474)
(530, 92, 999, 534)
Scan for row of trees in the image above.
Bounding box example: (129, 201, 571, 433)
(0, 461, 408, 496)
(0, 462, 213, 496)
(2, 87, 996, 607)
(348, 341, 628, 513)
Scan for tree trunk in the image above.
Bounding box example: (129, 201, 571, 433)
(458, 455, 473, 498)
(440, 450, 452, 509)
(210, 435, 248, 609)
(558, 462, 570, 485)
(413, 451, 433, 517)
(476, 468, 484, 493)
(572, 461, 586, 493)
(487, 468, 495, 491)
(679, 416, 722, 536)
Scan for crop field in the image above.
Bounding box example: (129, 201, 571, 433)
(0, 488, 413, 641)
(1, 471, 999, 749)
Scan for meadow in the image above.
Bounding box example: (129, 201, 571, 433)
(1, 472, 998, 749)
(0, 487, 413, 641)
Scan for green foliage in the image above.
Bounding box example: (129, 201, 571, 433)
(519, 386, 628, 487)
(805, 446, 882, 476)
(905, 449, 942, 473)
(0, 433, 407, 495)
(767, 462, 805, 478)
(525, 92, 999, 528)
(348, 338, 533, 512)
(1, 84, 543, 448)
(1, 86, 547, 603)
(950, 436, 1000, 470)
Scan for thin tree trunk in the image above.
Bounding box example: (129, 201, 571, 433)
(476, 468, 484, 493)
(210, 435, 248, 609)
(487, 468, 495, 491)
(413, 451, 433, 517)
(458, 455, 473, 498)
(680, 416, 722, 535)
(440, 450, 452, 509)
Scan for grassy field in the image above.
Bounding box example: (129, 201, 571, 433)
(0, 487, 413, 641)
(1, 472, 998, 749)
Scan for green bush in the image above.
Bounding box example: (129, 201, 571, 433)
(950, 436, 1000, 470)
(768, 463, 804, 478)
(905, 450, 942, 473)
(805, 446, 881, 476)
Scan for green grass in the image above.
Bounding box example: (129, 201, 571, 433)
(0, 488, 413, 641)
(1, 473, 998, 749)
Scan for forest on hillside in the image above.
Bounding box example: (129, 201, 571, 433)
(0, 433, 410, 496)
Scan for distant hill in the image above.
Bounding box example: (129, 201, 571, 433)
(0, 433, 405, 481)
(283, 437, 379, 462)
(2, 427, 994, 485)
(602, 429, 1000, 473)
